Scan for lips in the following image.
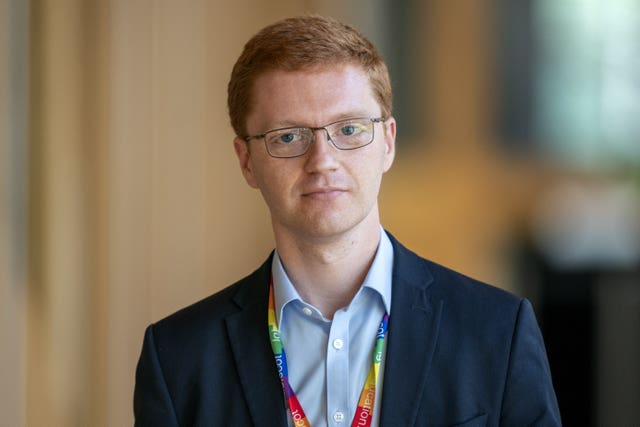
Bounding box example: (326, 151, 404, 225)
(301, 187, 347, 198)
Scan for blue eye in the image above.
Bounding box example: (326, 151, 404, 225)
(340, 124, 364, 136)
(341, 125, 357, 136)
(279, 133, 295, 143)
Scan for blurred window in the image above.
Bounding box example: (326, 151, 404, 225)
(499, 0, 640, 170)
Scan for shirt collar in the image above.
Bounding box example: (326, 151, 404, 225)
(271, 226, 394, 325)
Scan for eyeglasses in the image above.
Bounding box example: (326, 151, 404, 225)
(244, 117, 386, 158)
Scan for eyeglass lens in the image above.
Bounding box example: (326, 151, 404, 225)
(265, 118, 376, 158)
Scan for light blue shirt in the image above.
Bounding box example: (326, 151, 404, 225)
(272, 228, 394, 427)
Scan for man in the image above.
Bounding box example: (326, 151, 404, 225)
(134, 15, 561, 426)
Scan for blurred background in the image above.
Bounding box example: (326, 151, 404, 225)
(1, 0, 639, 425)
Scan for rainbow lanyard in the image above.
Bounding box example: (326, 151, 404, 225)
(267, 274, 389, 427)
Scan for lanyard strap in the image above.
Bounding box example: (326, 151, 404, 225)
(267, 274, 389, 427)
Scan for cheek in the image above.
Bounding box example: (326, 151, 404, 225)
(350, 152, 386, 191)
(252, 160, 296, 196)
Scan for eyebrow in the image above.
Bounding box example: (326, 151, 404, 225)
(265, 112, 376, 130)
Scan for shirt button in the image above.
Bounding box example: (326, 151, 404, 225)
(333, 338, 344, 350)
(333, 411, 345, 422)
(302, 307, 313, 316)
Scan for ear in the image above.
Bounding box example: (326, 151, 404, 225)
(233, 137, 259, 188)
(381, 117, 396, 172)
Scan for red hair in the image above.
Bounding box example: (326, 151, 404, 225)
(227, 15, 393, 137)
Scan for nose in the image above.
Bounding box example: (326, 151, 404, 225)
(304, 128, 339, 173)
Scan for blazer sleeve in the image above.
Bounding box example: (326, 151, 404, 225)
(500, 299, 562, 426)
(133, 324, 179, 427)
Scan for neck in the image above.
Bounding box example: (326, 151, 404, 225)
(274, 223, 382, 319)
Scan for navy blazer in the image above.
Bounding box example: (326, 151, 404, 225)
(134, 233, 561, 426)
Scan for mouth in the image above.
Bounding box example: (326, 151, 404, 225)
(301, 188, 347, 199)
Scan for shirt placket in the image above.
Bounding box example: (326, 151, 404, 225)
(326, 309, 350, 426)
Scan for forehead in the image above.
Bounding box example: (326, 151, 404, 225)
(245, 64, 380, 131)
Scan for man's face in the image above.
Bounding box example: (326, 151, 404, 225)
(233, 64, 396, 241)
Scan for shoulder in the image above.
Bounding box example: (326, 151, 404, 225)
(387, 231, 524, 325)
(426, 257, 521, 311)
(134, 255, 277, 424)
(148, 254, 272, 345)
(383, 236, 560, 424)
(388, 231, 519, 302)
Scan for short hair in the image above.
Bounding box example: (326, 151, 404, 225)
(227, 15, 393, 137)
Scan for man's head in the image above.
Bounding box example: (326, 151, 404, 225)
(227, 15, 392, 137)
(230, 16, 396, 241)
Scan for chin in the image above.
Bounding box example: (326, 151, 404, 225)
(296, 216, 364, 240)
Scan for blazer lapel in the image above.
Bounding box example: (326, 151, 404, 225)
(225, 256, 288, 427)
(379, 234, 443, 426)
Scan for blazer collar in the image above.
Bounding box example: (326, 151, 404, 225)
(225, 253, 289, 427)
(379, 232, 443, 426)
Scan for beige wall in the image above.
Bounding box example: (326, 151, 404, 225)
(2, 0, 552, 425)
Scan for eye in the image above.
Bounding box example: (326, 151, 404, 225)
(279, 133, 296, 143)
(267, 130, 302, 145)
(340, 125, 357, 136)
(340, 123, 364, 136)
